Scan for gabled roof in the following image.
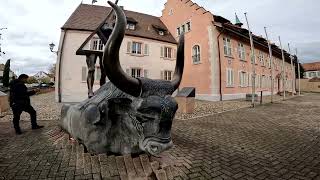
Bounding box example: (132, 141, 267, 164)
(62, 4, 177, 44)
(302, 62, 320, 71)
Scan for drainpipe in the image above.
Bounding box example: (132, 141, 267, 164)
(57, 30, 67, 103)
(217, 26, 225, 101)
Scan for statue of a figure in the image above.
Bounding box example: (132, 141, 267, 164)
(60, 1, 184, 156)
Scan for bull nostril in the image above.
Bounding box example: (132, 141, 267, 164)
(150, 145, 158, 152)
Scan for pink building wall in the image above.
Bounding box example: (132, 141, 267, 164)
(161, 0, 214, 95)
(161, 0, 295, 100)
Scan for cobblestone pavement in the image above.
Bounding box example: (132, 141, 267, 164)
(0, 93, 320, 179)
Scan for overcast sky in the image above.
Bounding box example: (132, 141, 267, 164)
(0, 0, 319, 75)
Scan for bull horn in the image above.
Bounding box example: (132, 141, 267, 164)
(103, 1, 141, 97)
(171, 34, 185, 90)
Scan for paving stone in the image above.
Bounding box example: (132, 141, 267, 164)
(115, 156, 127, 177)
(91, 155, 101, 174)
(123, 155, 136, 178)
(83, 153, 92, 174)
(108, 155, 119, 177)
(140, 155, 153, 177)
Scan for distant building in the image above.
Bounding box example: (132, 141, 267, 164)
(161, 0, 296, 100)
(34, 71, 50, 79)
(55, 4, 177, 102)
(0, 64, 15, 83)
(302, 62, 320, 79)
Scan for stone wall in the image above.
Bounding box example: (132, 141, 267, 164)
(296, 79, 320, 93)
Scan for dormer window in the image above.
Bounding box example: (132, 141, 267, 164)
(126, 23, 136, 30)
(159, 30, 164, 36)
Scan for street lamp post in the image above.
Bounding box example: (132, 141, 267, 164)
(49, 42, 58, 55)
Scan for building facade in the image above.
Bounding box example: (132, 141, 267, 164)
(302, 62, 320, 79)
(161, 0, 296, 101)
(55, 4, 177, 102)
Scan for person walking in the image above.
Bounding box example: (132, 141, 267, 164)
(9, 74, 43, 134)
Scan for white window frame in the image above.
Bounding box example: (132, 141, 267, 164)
(192, 45, 201, 64)
(223, 37, 232, 57)
(164, 47, 172, 59)
(131, 42, 142, 55)
(163, 70, 173, 81)
(186, 21, 191, 32)
(226, 68, 234, 87)
(126, 23, 136, 30)
(238, 43, 245, 60)
(92, 38, 104, 51)
(239, 71, 248, 88)
(131, 68, 141, 78)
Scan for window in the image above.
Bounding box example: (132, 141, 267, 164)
(131, 42, 142, 55)
(169, 9, 173, 16)
(92, 39, 103, 51)
(163, 70, 172, 81)
(226, 68, 234, 87)
(98, 40, 103, 50)
(159, 31, 164, 36)
(239, 71, 248, 87)
(177, 27, 181, 36)
(258, 51, 265, 66)
(186, 22, 191, 32)
(238, 43, 245, 60)
(162, 47, 172, 59)
(223, 37, 232, 56)
(181, 24, 185, 34)
(126, 23, 135, 30)
(131, 68, 141, 78)
(192, 45, 200, 63)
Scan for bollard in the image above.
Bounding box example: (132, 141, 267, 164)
(260, 91, 263, 104)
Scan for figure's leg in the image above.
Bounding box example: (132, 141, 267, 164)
(99, 55, 107, 86)
(12, 106, 23, 134)
(23, 105, 38, 128)
(86, 54, 98, 98)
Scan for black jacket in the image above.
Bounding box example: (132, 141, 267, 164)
(9, 79, 36, 107)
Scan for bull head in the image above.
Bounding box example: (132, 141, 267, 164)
(60, 1, 184, 156)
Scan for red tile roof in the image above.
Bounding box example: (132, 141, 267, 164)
(302, 62, 320, 71)
(62, 4, 177, 44)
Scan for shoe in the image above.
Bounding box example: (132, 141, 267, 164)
(32, 125, 44, 130)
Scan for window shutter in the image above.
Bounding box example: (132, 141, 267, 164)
(231, 70, 234, 86)
(127, 41, 131, 53)
(160, 46, 164, 57)
(173, 49, 177, 59)
(82, 67, 87, 81)
(144, 44, 149, 55)
(144, 69, 148, 78)
(160, 71, 164, 80)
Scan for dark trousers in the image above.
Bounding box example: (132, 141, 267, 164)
(12, 104, 37, 130)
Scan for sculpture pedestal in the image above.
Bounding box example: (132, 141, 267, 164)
(175, 97, 195, 114)
(0, 92, 9, 116)
(175, 87, 196, 114)
(46, 127, 182, 180)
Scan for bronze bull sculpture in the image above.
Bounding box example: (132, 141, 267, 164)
(60, 1, 184, 155)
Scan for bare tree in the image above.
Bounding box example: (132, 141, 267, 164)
(48, 63, 56, 77)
